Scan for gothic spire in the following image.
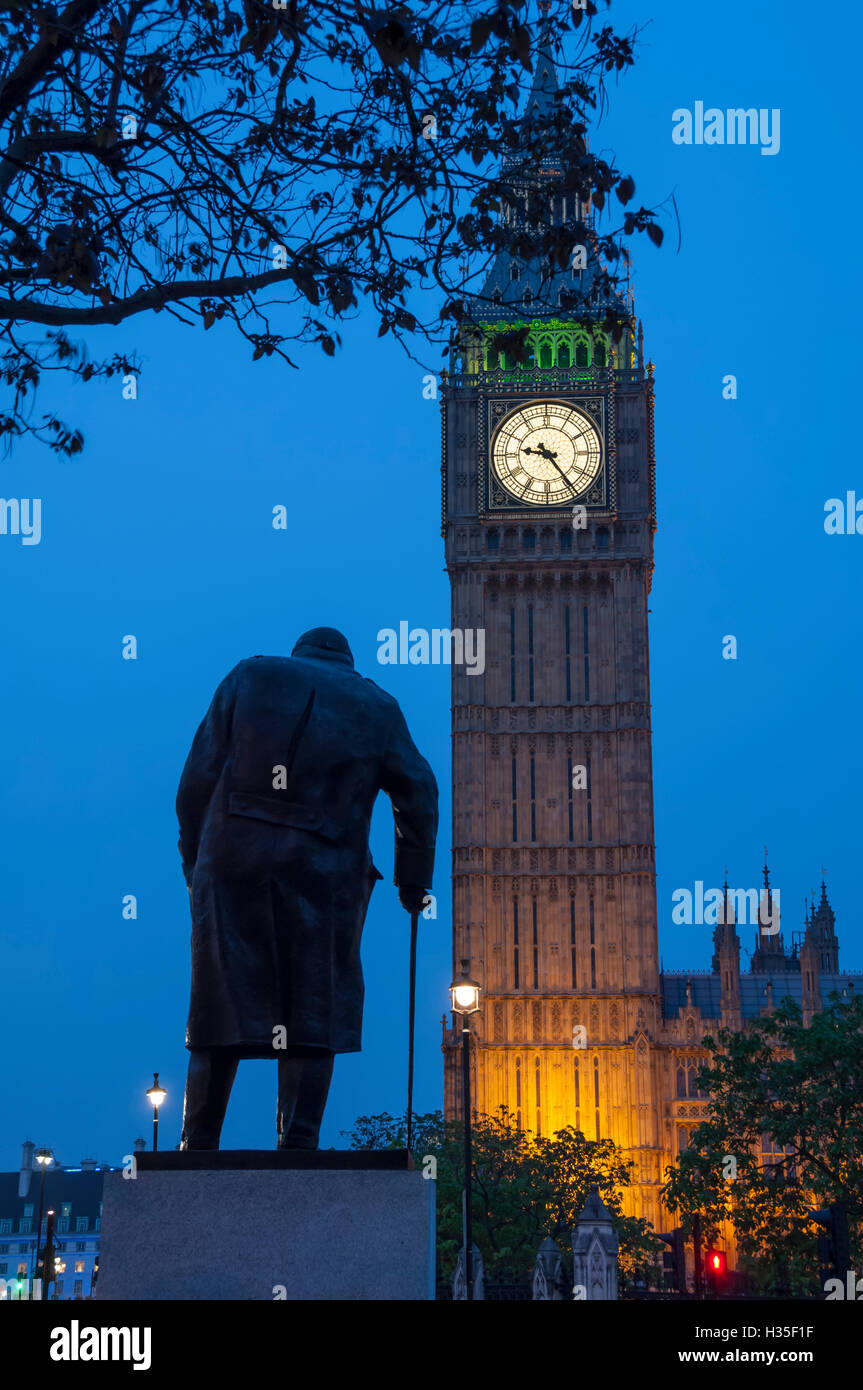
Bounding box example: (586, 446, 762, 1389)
(521, 17, 559, 131)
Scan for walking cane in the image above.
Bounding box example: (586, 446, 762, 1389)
(406, 907, 419, 1155)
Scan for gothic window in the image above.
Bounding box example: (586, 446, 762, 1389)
(511, 754, 518, 842)
(560, 528, 572, 552)
(582, 605, 590, 702)
(510, 263, 520, 282)
(676, 1065, 687, 1098)
(593, 1056, 600, 1139)
(535, 1057, 542, 1137)
(575, 335, 590, 368)
(513, 898, 520, 989)
(515, 1056, 522, 1129)
(527, 605, 535, 703)
(532, 898, 539, 988)
(570, 897, 577, 987)
(574, 1056, 581, 1129)
(487, 529, 500, 551)
(589, 894, 596, 988)
(760, 1133, 795, 1180)
(538, 339, 553, 368)
(564, 606, 572, 703)
(567, 755, 574, 844)
(509, 606, 516, 701)
(529, 755, 537, 842)
(523, 289, 533, 307)
(596, 527, 610, 550)
(586, 752, 593, 844)
(594, 338, 607, 368)
(558, 341, 571, 369)
(678, 1126, 690, 1154)
(523, 529, 536, 551)
(491, 289, 502, 306)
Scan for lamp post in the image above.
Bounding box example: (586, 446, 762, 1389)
(450, 961, 481, 1301)
(43, 1209, 56, 1298)
(31, 1147, 53, 1294)
(52, 1226, 66, 1301)
(146, 1073, 167, 1151)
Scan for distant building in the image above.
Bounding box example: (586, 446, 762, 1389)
(0, 1141, 130, 1299)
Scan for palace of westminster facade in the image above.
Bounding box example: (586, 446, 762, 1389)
(439, 44, 862, 1233)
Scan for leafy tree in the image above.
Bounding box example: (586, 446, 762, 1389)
(343, 1106, 662, 1288)
(0, 0, 661, 452)
(663, 995, 863, 1295)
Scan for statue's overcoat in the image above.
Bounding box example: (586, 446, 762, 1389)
(176, 647, 437, 1056)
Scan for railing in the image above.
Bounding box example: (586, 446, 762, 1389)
(444, 366, 646, 389)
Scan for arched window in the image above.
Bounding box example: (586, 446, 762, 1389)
(515, 1056, 522, 1130)
(560, 529, 572, 552)
(523, 530, 536, 551)
(486, 529, 500, 552)
(594, 338, 607, 368)
(491, 289, 502, 305)
(510, 263, 520, 282)
(593, 1056, 600, 1139)
(678, 1126, 690, 1153)
(539, 341, 553, 368)
(676, 1065, 687, 1098)
(523, 288, 533, 307)
(575, 336, 590, 368)
(558, 341, 571, 369)
(596, 527, 609, 550)
(535, 1057, 542, 1137)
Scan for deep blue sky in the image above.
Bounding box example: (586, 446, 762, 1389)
(2, 0, 860, 1169)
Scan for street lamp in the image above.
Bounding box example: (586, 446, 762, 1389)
(146, 1073, 167, 1151)
(450, 960, 481, 1301)
(43, 1209, 57, 1298)
(31, 1147, 53, 1294)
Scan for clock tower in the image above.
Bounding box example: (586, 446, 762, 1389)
(441, 41, 665, 1225)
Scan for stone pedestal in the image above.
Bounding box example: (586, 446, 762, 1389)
(96, 1151, 435, 1301)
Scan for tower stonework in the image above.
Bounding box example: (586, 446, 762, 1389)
(440, 40, 862, 1247)
(440, 42, 666, 1227)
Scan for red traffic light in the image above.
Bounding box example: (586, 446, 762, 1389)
(707, 1250, 726, 1275)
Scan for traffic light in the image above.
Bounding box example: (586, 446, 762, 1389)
(705, 1248, 727, 1295)
(813, 1203, 850, 1285)
(658, 1229, 687, 1293)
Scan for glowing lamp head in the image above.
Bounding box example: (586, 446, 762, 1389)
(146, 1072, 167, 1109)
(35, 1148, 53, 1167)
(450, 963, 481, 1015)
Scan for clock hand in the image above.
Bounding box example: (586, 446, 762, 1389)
(523, 444, 570, 487)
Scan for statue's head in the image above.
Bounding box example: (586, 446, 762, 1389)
(291, 627, 354, 667)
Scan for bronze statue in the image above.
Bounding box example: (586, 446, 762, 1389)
(175, 627, 438, 1149)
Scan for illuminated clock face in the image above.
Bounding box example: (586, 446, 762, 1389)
(491, 401, 602, 505)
